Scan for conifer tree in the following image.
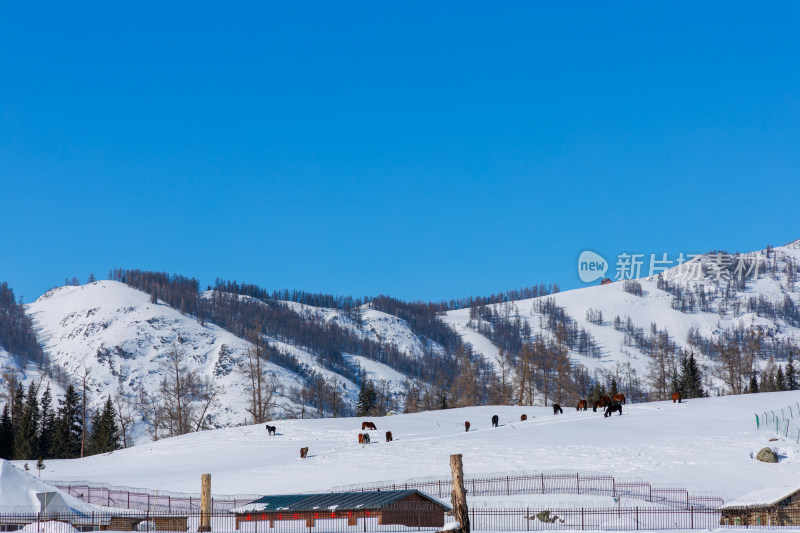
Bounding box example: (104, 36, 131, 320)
(787, 352, 798, 391)
(38, 384, 55, 459)
(0, 404, 13, 459)
(50, 385, 83, 459)
(86, 397, 120, 455)
(678, 351, 705, 398)
(13, 382, 40, 459)
(749, 374, 759, 394)
(356, 380, 377, 416)
(776, 366, 787, 392)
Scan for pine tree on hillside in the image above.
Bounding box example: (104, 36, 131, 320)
(787, 352, 798, 391)
(0, 404, 13, 459)
(749, 374, 760, 394)
(86, 397, 120, 456)
(13, 383, 40, 460)
(38, 384, 55, 460)
(678, 351, 705, 398)
(609, 378, 618, 399)
(11, 384, 24, 430)
(356, 380, 377, 416)
(50, 385, 83, 459)
(776, 366, 787, 392)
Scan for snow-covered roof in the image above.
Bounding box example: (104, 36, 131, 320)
(0, 460, 101, 516)
(721, 484, 800, 509)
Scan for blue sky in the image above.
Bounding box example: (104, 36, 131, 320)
(1, 2, 798, 303)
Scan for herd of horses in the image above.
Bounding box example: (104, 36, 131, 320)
(270, 391, 685, 458)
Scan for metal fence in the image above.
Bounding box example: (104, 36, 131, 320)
(51, 483, 260, 513)
(755, 402, 800, 443)
(334, 472, 723, 510)
(0, 507, 728, 532)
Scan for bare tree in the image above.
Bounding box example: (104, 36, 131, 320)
(114, 394, 136, 448)
(240, 327, 280, 423)
(157, 345, 218, 436)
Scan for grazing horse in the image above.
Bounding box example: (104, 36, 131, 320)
(613, 394, 626, 405)
(604, 404, 622, 417)
(672, 392, 682, 403)
(599, 395, 612, 408)
(552, 404, 563, 415)
(300, 447, 309, 458)
(385, 431, 393, 442)
(363, 433, 370, 444)
(265, 424, 276, 436)
(520, 414, 527, 421)
(358, 433, 364, 444)
(491, 415, 499, 427)
(465, 421, 471, 432)
(362, 421, 377, 430)
(576, 400, 587, 411)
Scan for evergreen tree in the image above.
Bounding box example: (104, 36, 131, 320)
(13, 382, 40, 460)
(609, 378, 618, 399)
(750, 374, 760, 394)
(355, 380, 377, 416)
(776, 366, 787, 391)
(50, 385, 83, 459)
(11, 384, 24, 431)
(0, 404, 13, 459)
(86, 397, 120, 455)
(38, 384, 55, 459)
(678, 352, 705, 398)
(787, 352, 798, 391)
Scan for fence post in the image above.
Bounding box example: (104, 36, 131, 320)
(526, 508, 529, 531)
(581, 508, 584, 531)
(612, 477, 616, 498)
(691, 506, 694, 529)
(541, 474, 545, 494)
(576, 473, 580, 495)
(506, 476, 510, 496)
(635, 507, 638, 530)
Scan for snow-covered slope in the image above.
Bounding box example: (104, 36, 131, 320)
(29, 390, 800, 502)
(443, 240, 800, 394)
(26, 281, 306, 440)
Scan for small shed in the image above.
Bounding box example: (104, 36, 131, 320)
(231, 490, 451, 529)
(720, 484, 800, 526)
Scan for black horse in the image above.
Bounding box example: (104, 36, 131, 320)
(552, 404, 563, 415)
(491, 415, 499, 427)
(265, 424, 276, 436)
(604, 404, 622, 417)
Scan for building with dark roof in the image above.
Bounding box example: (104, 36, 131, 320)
(231, 490, 451, 529)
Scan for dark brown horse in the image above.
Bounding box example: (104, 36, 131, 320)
(672, 392, 682, 403)
(520, 414, 528, 421)
(604, 404, 622, 417)
(576, 400, 587, 411)
(363, 433, 370, 444)
(300, 447, 309, 458)
(613, 393, 626, 405)
(491, 415, 499, 427)
(362, 421, 377, 430)
(465, 421, 471, 432)
(265, 424, 276, 436)
(552, 404, 563, 415)
(385, 431, 393, 442)
(599, 395, 612, 408)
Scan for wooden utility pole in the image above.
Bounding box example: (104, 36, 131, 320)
(198, 474, 211, 532)
(450, 454, 469, 533)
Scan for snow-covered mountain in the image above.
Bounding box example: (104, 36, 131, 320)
(3, 240, 799, 445)
(444, 240, 800, 394)
(25, 281, 306, 440)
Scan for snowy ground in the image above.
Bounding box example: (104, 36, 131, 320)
(20, 390, 800, 506)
